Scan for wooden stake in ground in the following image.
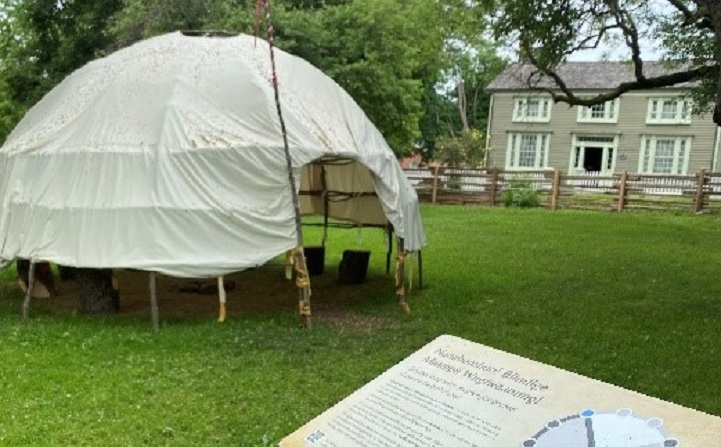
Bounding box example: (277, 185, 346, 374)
(395, 238, 410, 314)
(22, 261, 36, 320)
(217, 276, 227, 323)
(149, 272, 159, 331)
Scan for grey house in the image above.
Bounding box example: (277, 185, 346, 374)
(486, 62, 720, 175)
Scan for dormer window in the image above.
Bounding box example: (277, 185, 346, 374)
(646, 97, 691, 124)
(513, 96, 552, 123)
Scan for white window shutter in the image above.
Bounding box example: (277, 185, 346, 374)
(642, 138, 651, 173)
(649, 100, 658, 121)
(677, 139, 686, 174)
(539, 135, 547, 168)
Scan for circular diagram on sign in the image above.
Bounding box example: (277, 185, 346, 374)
(520, 408, 680, 447)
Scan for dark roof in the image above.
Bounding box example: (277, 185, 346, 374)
(487, 61, 693, 91)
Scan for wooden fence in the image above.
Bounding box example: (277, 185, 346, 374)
(403, 167, 721, 214)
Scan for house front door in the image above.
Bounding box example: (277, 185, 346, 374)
(570, 136, 617, 174)
(582, 146, 603, 172)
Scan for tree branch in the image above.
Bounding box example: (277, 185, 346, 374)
(532, 63, 717, 107)
(607, 0, 645, 80)
(668, 0, 695, 20)
(667, 0, 713, 29)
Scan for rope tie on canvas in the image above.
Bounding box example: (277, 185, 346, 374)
(291, 248, 312, 315)
(395, 252, 406, 297)
(395, 250, 411, 314)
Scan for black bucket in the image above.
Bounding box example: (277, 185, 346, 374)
(304, 246, 325, 276)
(338, 250, 371, 284)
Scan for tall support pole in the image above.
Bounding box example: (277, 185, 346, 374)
(321, 164, 329, 247)
(395, 237, 410, 314)
(149, 272, 159, 331)
(259, 0, 311, 327)
(22, 261, 36, 321)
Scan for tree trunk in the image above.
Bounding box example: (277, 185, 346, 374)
(701, 0, 721, 126)
(76, 268, 119, 314)
(457, 74, 469, 132)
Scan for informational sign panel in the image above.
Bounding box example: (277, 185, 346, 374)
(280, 335, 721, 447)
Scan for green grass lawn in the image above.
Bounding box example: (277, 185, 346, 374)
(1, 205, 721, 445)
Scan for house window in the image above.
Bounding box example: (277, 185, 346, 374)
(506, 133, 550, 169)
(639, 136, 691, 174)
(513, 96, 552, 122)
(646, 97, 691, 124)
(577, 99, 619, 123)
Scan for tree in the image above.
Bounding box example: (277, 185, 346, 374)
(435, 128, 485, 168)
(111, 0, 455, 155)
(416, 0, 506, 160)
(492, 0, 721, 125)
(0, 0, 123, 142)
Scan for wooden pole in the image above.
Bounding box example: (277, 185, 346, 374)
(431, 166, 440, 204)
(490, 168, 499, 206)
(395, 237, 410, 313)
(217, 276, 227, 323)
(149, 272, 159, 331)
(551, 169, 561, 210)
(618, 171, 628, 213)
(417, 250, 423, 290)
(385, 225, 393, 275)
(321, 164, 329, 246)
(22, 261, 36, 321)
(694, 169, 706, 213)
(260, 0, 312, 327)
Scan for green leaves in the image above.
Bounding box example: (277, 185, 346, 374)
(0, 0, 504, 153)
(0, 0, 124, 143)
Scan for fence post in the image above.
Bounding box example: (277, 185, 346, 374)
(617, 171, 628, 213)
(489, 168, 499, 206)
(431, 166, 440, 204)
(694, 169, 706, 213)
(551, 169, 561, 210)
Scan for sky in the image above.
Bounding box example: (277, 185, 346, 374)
(567, 40, 663, 62)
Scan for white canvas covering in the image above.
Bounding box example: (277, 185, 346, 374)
(0, 32, 425, 278)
